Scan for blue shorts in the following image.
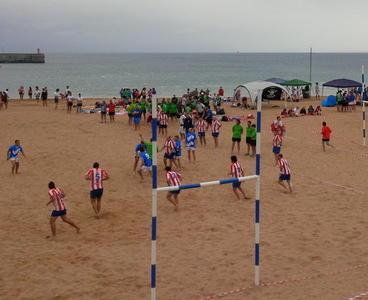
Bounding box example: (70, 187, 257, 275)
(133, 118, 141, 125)
(212, 132, 219, 138)
(90, 188, 104, 199)
(164, 152, 175, 160)
(279, 174, 291, 181)
(272, 146, 281, 154)
(175, 151, 182, 157)
(198, 132, 205, 137)
(51, 209, 66, 217)
(232, 182, 241, 189)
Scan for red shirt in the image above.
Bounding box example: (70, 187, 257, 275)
(108, 103, 116, 113)
(321, 126, 331, 139)
(218, 88, 224, 96)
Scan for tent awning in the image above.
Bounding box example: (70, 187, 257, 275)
(233, 81, 290, 104)
(322, 78, 362, 88)
(282, 79, 311, 86)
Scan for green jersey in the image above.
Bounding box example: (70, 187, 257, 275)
(232, 124, 243, 139)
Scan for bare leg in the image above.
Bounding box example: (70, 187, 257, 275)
(11, 161, 16, 174)
(167, 192, 178, 210)
(238, 187, 250, 199)
(15, 162, 20, 174)
(187, 150, 191, 162)
(137, 169, 144, 181)
(322, 141, 326, 152)
(237, 142, 240, 154)
(49, 217, 57, 237)
(286, 181, 293, 193)
(231, 142, 235, 153)
(192, 150, 196, 161)
(61, 215, 80, 233)
(90, 199, 99, 218)
(278, 180, 288, 191)
(96, 199, 102, 214)
(203, 136, 207, 146)
(232, 189, 240, 200)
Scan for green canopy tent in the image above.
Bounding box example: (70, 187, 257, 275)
(282, 79, 311, 98)
(282, 79, 311, 86)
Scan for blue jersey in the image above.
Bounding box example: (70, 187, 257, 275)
(140, 151, 152, 167)
(8, 145, 23, 159)
(186, 132, 197, 148)
(133, 109, 141, 120)
(175, 140, 182, 156)
(135, 143, 145, 153)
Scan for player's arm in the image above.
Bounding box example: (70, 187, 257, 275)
(46, 196, 53, 206)
(21, 148, 26, 158)
(84, 171, 91, 180)
(102, 171, 109, 181)
(6, 149, 10, 160)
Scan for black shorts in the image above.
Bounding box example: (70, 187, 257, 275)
(246, 137, 251, 144)
(170, 190, 180, 195)
(68, 102, 73, 107)
(101, 111, 107, 115)
(322, 138, 330, 142)
(90, 189, 103, 199)
(164, 152, 175, 160)
(109, 112, 115, 116)
(159, 124, 167, 128)
(250, 139, 256, 146)
(51, 209, 66, 217)
(232, 137, 241, 143)
(54, 98, 59, 103)
(169, 112, 177, 117)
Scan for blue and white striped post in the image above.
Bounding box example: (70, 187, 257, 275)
(255, 90, 262, 286)
(151, 97, 158, 300)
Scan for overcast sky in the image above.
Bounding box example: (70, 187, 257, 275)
(1, 0, 367, 53)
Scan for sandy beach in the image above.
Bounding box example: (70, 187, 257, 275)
(1, 98, 368, 300)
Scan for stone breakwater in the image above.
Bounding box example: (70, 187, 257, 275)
(0, 53, 45, 63)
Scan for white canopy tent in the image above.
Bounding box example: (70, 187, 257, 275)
(233, 80, 291, 107)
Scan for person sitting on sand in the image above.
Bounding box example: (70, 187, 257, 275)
(314, 106, 322, 115)
(85, 162, 109, 219)
(228, 155, 249, 200)
(293, 106, 300, 117)
(165, 166, 182, 211)
(300, 106, 307, 116)
(46, 181, 80, 238)
(281, 108, 288, 118)
(307, 105, 314, 115)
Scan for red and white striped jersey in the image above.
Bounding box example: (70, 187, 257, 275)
(159, 113, 168, 125)
(211, 119, 222, 133)
(48, 188, 66, 211)
(166, 171, 182, 186)
(278, 158, 291, 175)
(230, 162, 244, 178)
(164, 139, 175, 154)
(196, 120, 208, 133)
(85, 168, 108, 191)
(273, 134, 282, 147)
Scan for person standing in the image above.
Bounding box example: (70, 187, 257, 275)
(211, 117, 222, 147)
(41, 88, 48, 107)
(196, 117, 208, 146)
(66, 93, 73, 113)
(28, 87, 33, 99)
(165, 166, 182, 211)
(100, 101, 107, 123)
(132, 105, 142, 131)
(35, 86, 41, 102)
(158, 110, 169, 136)
(218, 86, 224, 97)
(315, 82, 320, 100)
(231, 119, 243, 154)
(245, 121, 252, 155)
(76, 93, 83, 113)
(174, 135, 182, 170)
(321, 121, 333, 151)
(108, 100, 116, 122)
(54, 89, 60, 110)
(85, 162, 109, 219)
(46, 181, 80, 238)
(18, 86, 25, 100)
(228, 155, 248, 200)
(186, 127, 197, 162)
(161, 136, 178, 168)
(277, 154, 292, 193)
(7, 140, 26, 174)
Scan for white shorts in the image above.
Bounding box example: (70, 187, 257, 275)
(179, 127, 185, 134)
(187, 146, 196, 151)
(141, 165, 152, 172)
(10, 157, 19, 162)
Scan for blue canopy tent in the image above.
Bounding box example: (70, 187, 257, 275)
(265, 78, 287, 84)
(322, 78, 362, 96)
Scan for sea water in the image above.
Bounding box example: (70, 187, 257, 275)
(0, 52, 366, 98)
